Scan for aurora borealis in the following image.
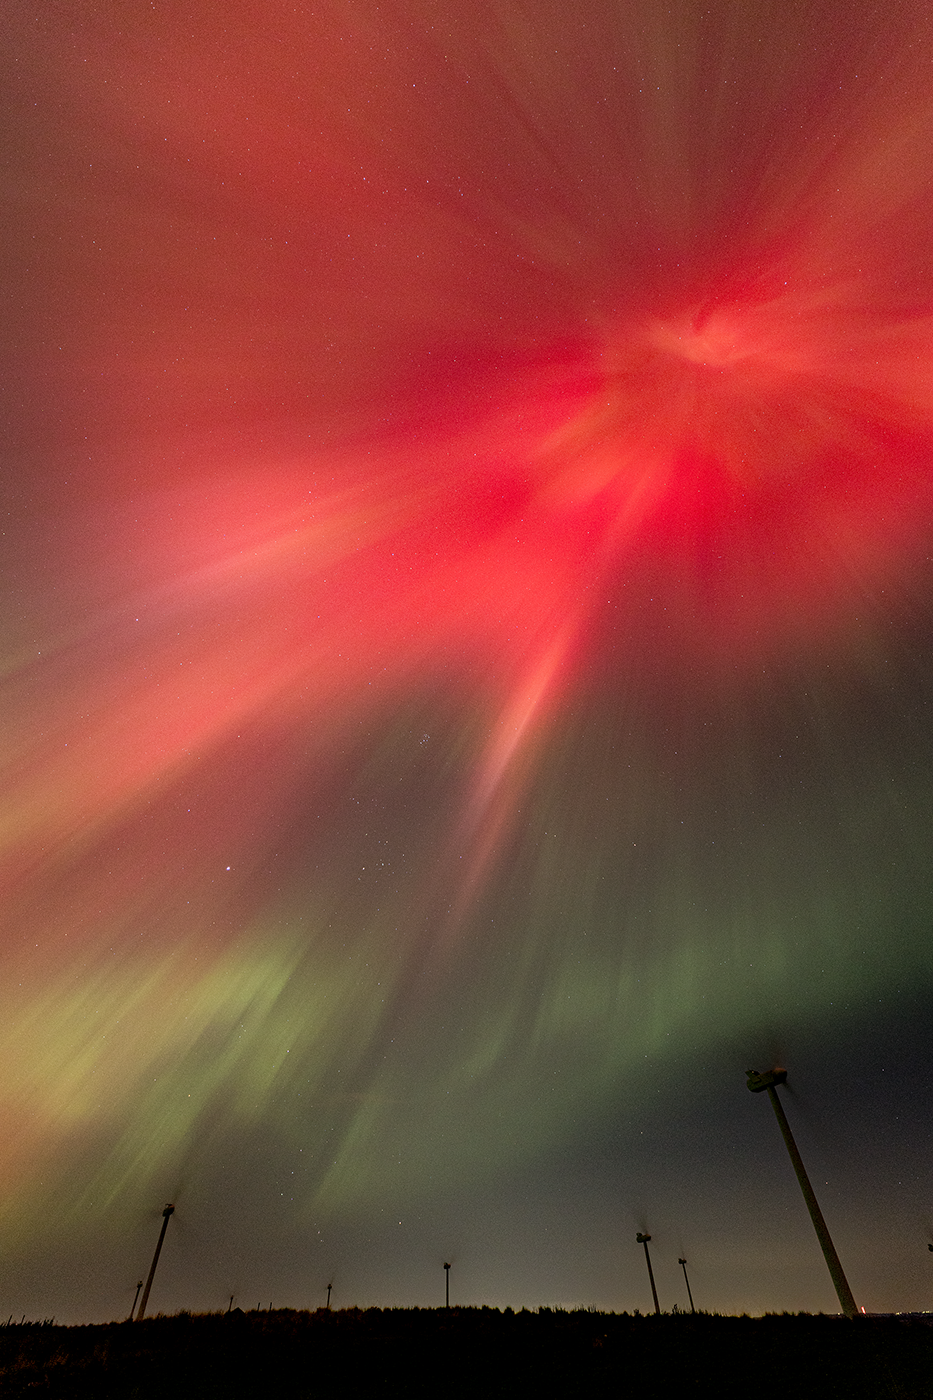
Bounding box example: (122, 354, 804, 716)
(3, 0, 933, 1321)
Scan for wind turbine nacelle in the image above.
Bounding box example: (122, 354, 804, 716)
(746, 1068, 787, 1093)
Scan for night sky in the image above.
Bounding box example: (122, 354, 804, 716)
(3, 0, 933, 1323)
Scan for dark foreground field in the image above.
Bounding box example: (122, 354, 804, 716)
(1, 1307, 931, 1399)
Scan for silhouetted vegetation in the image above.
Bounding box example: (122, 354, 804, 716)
(1, 1307, 931, 1398)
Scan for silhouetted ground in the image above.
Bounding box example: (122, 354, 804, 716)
(1, 1307, 931, 1398)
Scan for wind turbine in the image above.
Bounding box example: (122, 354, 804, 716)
(678, 1258, 695, 1313)
(128, 1280, 143, 1322)
(135, 1204, 175, 1322)
(746, 1069, 858, 1318)
(635, 1233, 660, 1315)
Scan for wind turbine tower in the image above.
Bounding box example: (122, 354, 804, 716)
(746, 1069, 858, 1318)
(678, 1258, 695, 1313)
(635, 1233, 661, 1315)
(135, 1204, 175, 1322)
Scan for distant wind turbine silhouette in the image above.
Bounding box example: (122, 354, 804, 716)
(678, 1258, 695, 1313)
(127, 1280, 143, 1322)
